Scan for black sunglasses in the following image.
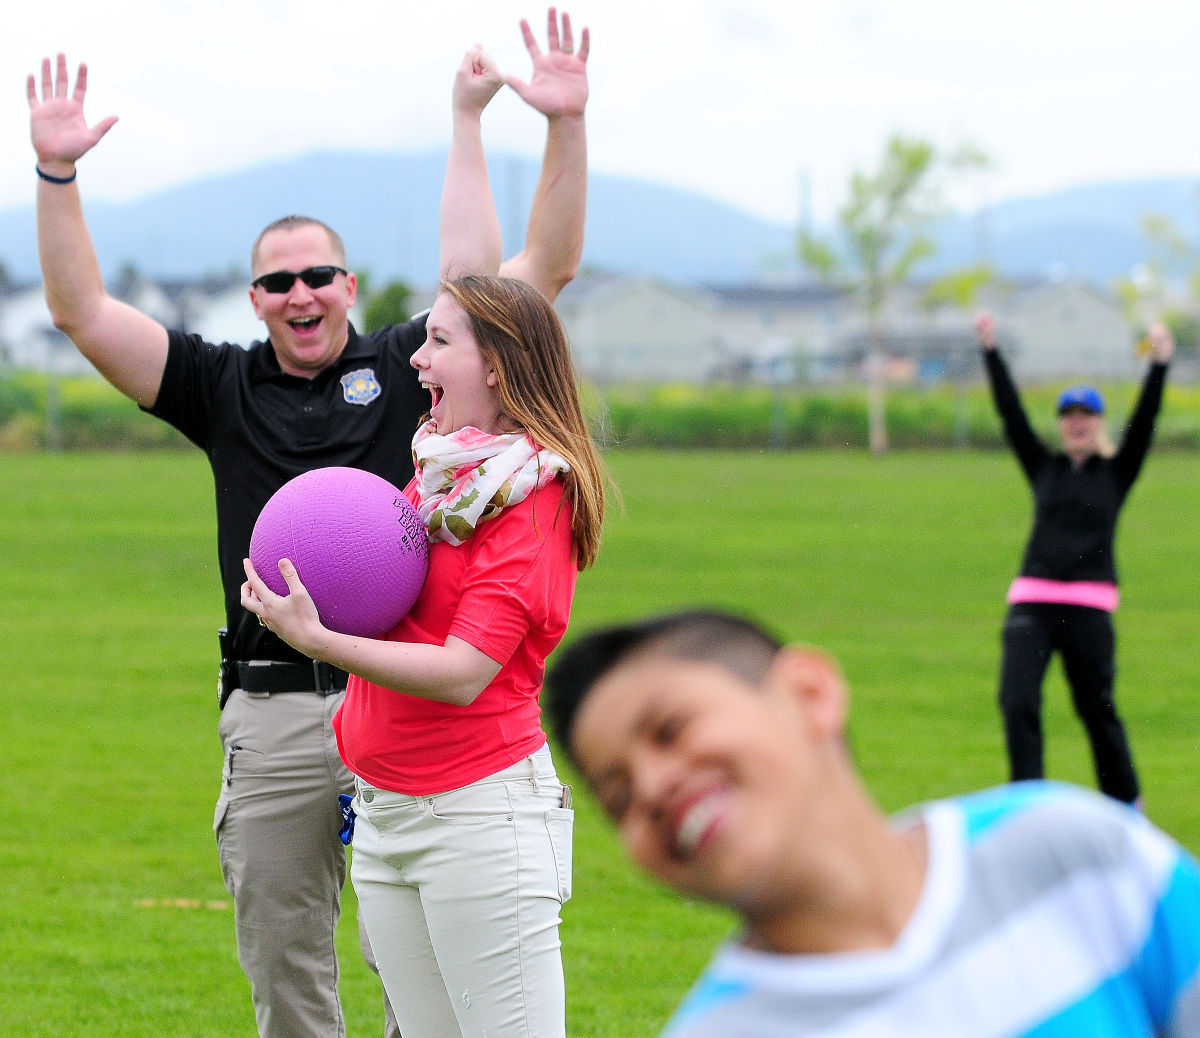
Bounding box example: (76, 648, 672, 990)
(251, 265, 347, 294)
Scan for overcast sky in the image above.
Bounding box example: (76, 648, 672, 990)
(5, 0, 1200, 228)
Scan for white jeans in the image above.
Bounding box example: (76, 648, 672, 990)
(350, 744, 573, 1038)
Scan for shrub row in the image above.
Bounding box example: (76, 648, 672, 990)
(6, 372, 1200, 452)
(0, 372, 190, 451)
(595, 381, 1200, 451)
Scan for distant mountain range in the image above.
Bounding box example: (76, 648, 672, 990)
(2, 149, 1197, 287)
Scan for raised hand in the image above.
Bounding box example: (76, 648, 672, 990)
(506, 7, 589, 120)
(1147, 322, 1175, 363)
(974, 310, 997, 350)
(453, 45, 505, 118)
(27, 53, 118, 174)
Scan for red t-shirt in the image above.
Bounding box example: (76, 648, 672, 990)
(333, 477, 577, 795)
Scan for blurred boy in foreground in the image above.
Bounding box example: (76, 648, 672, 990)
(546, 609, 1200, 1037)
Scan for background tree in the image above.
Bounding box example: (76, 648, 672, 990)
(1113, 212, 1200, 358)
(800, 134, 988, 452)
(361, 279, 413, 334)
(114, 260, 142, 297)
(920, 264, 997, 313)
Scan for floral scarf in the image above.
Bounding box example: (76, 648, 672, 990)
(411, 420, 570, 545)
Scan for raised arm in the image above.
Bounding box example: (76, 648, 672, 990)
(1114, 321, 1173, 484)
(499, 7, 589, 302)
(439, 46, 505, 282)
(976, 310, 1049, 481)
(29, 55, 169, 408)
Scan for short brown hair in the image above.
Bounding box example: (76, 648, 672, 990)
(250, 215, 347, 275)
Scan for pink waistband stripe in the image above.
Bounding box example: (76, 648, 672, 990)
(1007, 577, 1119, 612)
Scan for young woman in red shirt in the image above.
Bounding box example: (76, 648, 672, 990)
(242, 272, 607, 1037)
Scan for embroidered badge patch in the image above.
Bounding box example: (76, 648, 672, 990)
(341, 368, 381, 406)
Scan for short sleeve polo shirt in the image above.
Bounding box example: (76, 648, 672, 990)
(147, 317, 429, 662)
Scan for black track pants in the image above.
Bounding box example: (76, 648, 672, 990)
(998, 601, 1139, 804)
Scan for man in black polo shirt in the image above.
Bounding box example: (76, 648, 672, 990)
(27, 10, 590, 1037)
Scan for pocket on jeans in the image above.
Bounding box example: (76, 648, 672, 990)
(545, 807, 574, 904)
(427, 782, 513, 825)
(212, 794, 229, 835)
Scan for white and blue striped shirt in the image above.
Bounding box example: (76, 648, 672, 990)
(662, 782, 1200, 1037)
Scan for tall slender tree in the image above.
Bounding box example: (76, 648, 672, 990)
(800, 135, 985, 452)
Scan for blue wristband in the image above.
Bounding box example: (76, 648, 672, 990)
(36, 165, 77, 185)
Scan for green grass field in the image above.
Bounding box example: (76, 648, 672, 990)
(3, 448, 1198, 1036)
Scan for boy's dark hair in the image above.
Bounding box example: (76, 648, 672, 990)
(545, 609, 783, 769)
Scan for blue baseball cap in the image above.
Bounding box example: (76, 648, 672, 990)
(1056, 385, 1104, 415)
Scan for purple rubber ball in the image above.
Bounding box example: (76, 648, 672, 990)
(249, 466, 429, 638)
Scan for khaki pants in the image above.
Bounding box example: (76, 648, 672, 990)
(215, 688, 401, 1038)
(351, 745, 572, 1038)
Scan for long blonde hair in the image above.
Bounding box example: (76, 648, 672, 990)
(440, 275, 609, 569)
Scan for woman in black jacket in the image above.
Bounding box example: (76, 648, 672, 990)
(975, 312, 1173, 805)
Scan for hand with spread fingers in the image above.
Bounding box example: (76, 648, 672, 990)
(28, 53, 118, 178)
(507, 7, 590, 120)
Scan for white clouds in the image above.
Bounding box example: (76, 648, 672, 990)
(4, 0, 1200, 228)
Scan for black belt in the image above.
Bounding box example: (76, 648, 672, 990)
(218, 659, 348, 707)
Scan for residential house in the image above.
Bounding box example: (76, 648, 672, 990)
(554, 273, 721, 383)
(705, 282, 851, 382)
(0, 274, 367, 373)
(1002, 280, 1137, 381)
(1, 269, 1139, 389)
(831, 279, 1135, 384)
(0, 283, 97, 375)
